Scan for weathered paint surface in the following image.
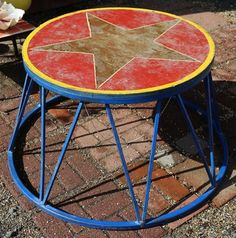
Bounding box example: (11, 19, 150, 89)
(0, 20, 35, 38)
(25, 8, 212, 93)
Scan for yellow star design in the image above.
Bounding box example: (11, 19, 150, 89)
(34, 13, 196, 88)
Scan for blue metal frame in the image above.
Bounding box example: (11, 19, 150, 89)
(106, 104, 141, 222)
(7, 73, 228, 230)
(142, 102, 162, 223)
(9, 74, 34, 151)
(40, 87, 46, 201)
(204, 73, 216, 185)
(176, 94, 215, 186)
(42, 102, 84, 204)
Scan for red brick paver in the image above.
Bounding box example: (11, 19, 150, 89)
(169, 159, 211, 194)
(167, 195, 209, 230)
(33, 212, 74, 238)
(78, 229, 108, 238)
(48, 107, 74, 125)
(152, 167, 190, 202)
(119, 205, 167, 238)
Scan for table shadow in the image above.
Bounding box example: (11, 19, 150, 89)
(24, 0, 235, 26)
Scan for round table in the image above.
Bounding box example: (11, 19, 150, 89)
(8, 7, 228, 230)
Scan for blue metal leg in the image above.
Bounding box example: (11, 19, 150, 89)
(106, 104, 141, 222)
(206, 73, 228, 178)
(42, 102, 84, 204)
(9, 74, 34, 150)
(40, 87, 46, 201)
(204, 75, 216, 186)
(142, 101, 162, 222)
(176, 94, 215, 186)
(207, 73, 224, 135)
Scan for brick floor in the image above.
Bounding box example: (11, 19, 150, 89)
(33, 212, 74, 238)
(78, 229, 108, 238)
(22, 154, 40, 174)
(72, 181, 118, 207)
(134, 184, 170, 215)
(212, 179, 236, 208)
(57, 162, 84, 190)
(0, 96, 20, 113)
(212, 157, 236, 207)
(118, 159, 149, 185)
(82, 117, 113, 141)
(48, 107, 74, 125)
(88, 140, 117, 161)
(100, 146, 140, 172)
(169, 158, 211, 194)
(73, 125, 100, 149)
(167, 195, 209, 230)
(66, 151, 103, 181)
(121, 127, 153, 156)
(116, 114, 144, 134)
(0, 1, 235, 237)
(0, 134, 10, 152)
(152, 166, 190, 202)
(25, 126, 40, 141)
(16, 194, 36, 211)
(86, 190, 131, 220)
(27, 168, 65, 200)
(119, 205, 167, 237)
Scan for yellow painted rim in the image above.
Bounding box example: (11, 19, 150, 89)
(22, 7, 215, 95)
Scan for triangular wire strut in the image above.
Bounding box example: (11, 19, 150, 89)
(40, 100, 84, 204)
(176, 94, 215, 186)
(142, 101, 162, 223)
(106, 104, 141, 222)
(9, 74, 34, 151)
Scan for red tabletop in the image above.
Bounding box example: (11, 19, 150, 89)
(22, 8, 214, 95)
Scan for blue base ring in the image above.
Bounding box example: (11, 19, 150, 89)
(7, 95, 228, 230)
